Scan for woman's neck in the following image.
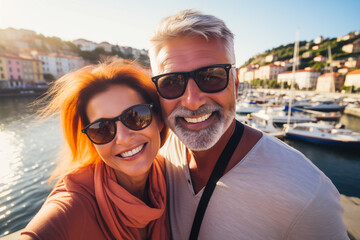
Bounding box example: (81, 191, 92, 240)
(114, 170, 150, 203)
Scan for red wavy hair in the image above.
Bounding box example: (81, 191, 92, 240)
(37, 60, 168, 181)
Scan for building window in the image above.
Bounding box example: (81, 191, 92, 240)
(17, 68, 20, 72)
(9, 67, 12, 72)
(16, 61, 19, 65)
(1, 73, 4, 78)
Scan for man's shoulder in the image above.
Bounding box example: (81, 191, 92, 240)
(238, 133, 330, 195)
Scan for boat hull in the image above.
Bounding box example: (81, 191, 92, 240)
(303, 105, 346, 113)
(285, 132, 360, 148)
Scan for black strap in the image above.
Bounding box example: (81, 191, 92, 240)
(189, 121, 244, 240)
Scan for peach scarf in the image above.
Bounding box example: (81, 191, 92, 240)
(64, 155, 170, 240)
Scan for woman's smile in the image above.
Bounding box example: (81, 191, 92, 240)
(117, 143, 147, 158)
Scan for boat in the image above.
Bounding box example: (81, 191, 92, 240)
(236, 101, 262, 115)
(251, 108, 316, 126)
(284, 122, 360, 148)
(303, 101, 347, 113)
(236, 114, 285, 138)
(291, 99, 312, 109)
(314, 112, 341, 121)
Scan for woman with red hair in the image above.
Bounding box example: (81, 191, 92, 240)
(20, 60, 170, 240)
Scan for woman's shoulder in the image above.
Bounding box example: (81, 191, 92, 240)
(40, 165, 98, 220)
(21, 181, 100, 239)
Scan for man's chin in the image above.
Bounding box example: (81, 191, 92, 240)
(172, 122, 222, 151)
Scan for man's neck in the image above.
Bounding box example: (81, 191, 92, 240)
(188, 119, 236, 193)
(187, 120, 263, 194)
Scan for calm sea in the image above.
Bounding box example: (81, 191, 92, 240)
(0, 96, 360, 237)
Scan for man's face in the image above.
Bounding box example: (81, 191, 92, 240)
(154, 36, 238, 151)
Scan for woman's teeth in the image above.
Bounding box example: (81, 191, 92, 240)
(120, 144, 144, 157)
(184, 113, 211, 123)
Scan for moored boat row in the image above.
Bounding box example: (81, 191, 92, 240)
(236, 90, 360, 148)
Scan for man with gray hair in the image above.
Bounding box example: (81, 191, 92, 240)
(149, 9, 348, 240)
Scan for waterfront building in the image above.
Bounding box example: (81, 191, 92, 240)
(98, 42, 113, 52)
(275, 60, 292, 70)
(314, 55, 327, 63)
(338, 68, 350, 75)
(344, 58, 360, 69)
(0, 52, 45, 88)
(257, 64, 285, 80)
(302, 51, 313, 58)
(238, 67, 247, 83)
(73, 39, 98, 52)
(265, 53, 278, 63)
(20, 57, 35, 86)
(238, 65, 258, 83)
(312, 45, 319, 50)
(337, 33, 353, 42)
(0, 56, 7, 82)
(244, 69, 257, 82)
(289, 57, 301, 66)
(2, 52, 24, 87)
(31, 51, 85, 79)
(331, 59, 345, 68)
(19, 55, 44, 85)
(314, 35, 327, 44)
(316, 72, 344, 92)
(344, 69, 360, 89)
(342, 39, 360, 53)
(277, 69, 320, 90)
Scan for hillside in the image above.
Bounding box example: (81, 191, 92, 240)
(242, 32, 360, 72)
(0, 28, 150, 66)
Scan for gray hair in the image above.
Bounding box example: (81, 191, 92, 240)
(149, 9, 236, 75)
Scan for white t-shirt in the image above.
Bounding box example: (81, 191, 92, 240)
(160, 131, 348, 240)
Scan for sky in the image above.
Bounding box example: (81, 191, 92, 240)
(0, 0, 359, 66)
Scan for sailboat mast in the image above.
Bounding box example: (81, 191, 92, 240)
(328, 45, 335, 92)
(287, 29, 300, 126)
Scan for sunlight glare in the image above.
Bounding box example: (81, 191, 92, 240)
(0, 131, 23, 183)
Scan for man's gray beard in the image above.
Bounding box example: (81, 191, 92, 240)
(166, 103, 235, 151)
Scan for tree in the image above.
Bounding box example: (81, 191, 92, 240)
(311, 62, 326, 71)
(268, 79, 279, 88)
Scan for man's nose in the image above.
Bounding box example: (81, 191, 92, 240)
(180, 78, 206, 111)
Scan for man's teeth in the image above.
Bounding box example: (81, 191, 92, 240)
(184, 113, 211, 123)
(120, 144, 144, 157)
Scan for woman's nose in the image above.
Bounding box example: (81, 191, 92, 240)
(114, 121, 135, 144)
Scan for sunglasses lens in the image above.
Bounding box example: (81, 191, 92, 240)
(196, 67, 228, 92)
(123, 105, 152, 130)
(87, 120, 115, 144)
(157, 74, 186, 99)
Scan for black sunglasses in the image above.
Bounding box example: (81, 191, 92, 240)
(151, 64, 235, 99)
(81, 103, 153, 145)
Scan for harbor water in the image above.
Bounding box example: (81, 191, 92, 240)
(0, 96, 360, 237)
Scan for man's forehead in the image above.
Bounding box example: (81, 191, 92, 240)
(156, 42, 227, 74)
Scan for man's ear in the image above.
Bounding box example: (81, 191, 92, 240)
(234, 68, 240, 100)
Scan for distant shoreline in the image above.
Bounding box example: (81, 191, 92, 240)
(0, 88, 49, 98)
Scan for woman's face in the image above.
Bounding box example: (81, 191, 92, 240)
(86, 84, 163, 182)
